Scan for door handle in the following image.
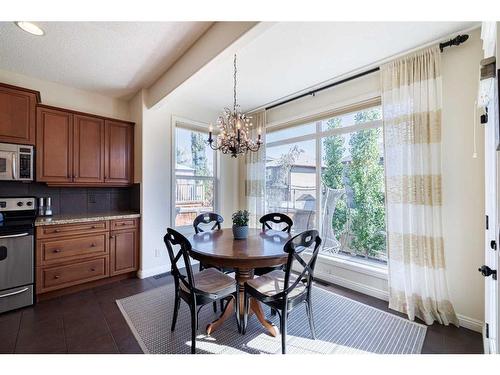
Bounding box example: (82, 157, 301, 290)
(0, 287, 29, 298)
(0, 232, 29, 239)
(12, 153, 17, 180)
(478, 265, 497, 280)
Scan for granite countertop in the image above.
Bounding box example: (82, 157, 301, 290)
(35, 211, 141, 226)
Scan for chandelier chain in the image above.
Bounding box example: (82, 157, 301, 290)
(233, 54, 237, 112)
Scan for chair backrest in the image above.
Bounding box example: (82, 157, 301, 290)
(163, 228, 196, 293)
(282, 230, 322, 297)
(259, 213, 293, 233)
(193, 212, 224, 234)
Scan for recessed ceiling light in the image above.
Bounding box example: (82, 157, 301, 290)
(15, 21, 45, 36)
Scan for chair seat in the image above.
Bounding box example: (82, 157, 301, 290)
(181, 267, 235, 294)
(246, 270, 306, 298)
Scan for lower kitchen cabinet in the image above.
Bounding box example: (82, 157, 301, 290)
(35, 218, 139, 295)
(110, 225, 139, 276)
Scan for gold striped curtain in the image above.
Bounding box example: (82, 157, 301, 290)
(245, 111, 266, 227)
(382, 46, 458, 326)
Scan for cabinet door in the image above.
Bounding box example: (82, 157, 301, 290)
(105, 120, 133, 185)
(0, 85, 37, 145)
(36, 107, 73, 183)
(110, 229, 138, 276)
(73, 115, 105, 183)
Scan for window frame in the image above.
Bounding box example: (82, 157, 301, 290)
(171, 116, 219, 233)
(265, 98, 387, 269)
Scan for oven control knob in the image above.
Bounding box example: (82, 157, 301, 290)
(17, 202, 24, 207)
(26, 201, 33, 207)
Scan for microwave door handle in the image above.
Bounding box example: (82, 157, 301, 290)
(12, 153, 17, 180)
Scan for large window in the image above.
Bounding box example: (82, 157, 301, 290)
(173, 122, 217, 228)
(265, 103, 386, 264)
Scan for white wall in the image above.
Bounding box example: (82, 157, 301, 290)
(255, 28, 485, 330)
(0, 68, 130, 121)
(137, 91, 240, 278)
(441, 28, 484, 328)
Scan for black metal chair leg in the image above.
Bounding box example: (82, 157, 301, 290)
(305, 300, 316, 339)
(235, 290, 241, 333)
(280, 307, 287, 354)
(171, 287, 180, 331)
(270, 307, 277, 317)
(212, 301, 217, 313)
(220, 299, 225, 311)
(190, 305, 197, 354)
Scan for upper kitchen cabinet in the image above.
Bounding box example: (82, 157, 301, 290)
(36, 104, 134, 186)
(0, 83, 40, 145)
(105, 120, 134, 185)
(36, 106, 73, 183)
(73, 115, 105, 184)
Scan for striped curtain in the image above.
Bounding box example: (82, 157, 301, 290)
(245, 110, 266, 228)
(382, 46, 459, 326)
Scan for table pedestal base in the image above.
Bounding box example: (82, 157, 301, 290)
(205, 268, 279, 337)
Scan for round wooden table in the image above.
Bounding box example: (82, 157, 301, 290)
(188, 228, 291, 337)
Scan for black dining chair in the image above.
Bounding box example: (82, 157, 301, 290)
(193, 212, 234, 312)
(255, 213, 294, 277)
(164, 228, 237, 354)
(241, 229, 322, 354)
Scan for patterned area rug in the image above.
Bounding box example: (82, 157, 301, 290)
(116, 284, 426, 354)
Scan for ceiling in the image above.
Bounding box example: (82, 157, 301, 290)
(0, 21, 212, 99)
(173, 22, 479, 112)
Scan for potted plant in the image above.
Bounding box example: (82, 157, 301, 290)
(232, 210, 250, 239)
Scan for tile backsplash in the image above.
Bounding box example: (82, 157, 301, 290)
(0, 182, 140, 216)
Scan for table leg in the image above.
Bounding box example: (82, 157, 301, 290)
(205, 268, 278, 337)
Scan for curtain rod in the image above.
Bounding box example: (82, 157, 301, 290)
(265, 34, 469, 111)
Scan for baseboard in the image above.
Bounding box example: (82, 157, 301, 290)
(457, 313, 484, 333)
(314, 269, 390, 301)
(137, 264, 170, 279)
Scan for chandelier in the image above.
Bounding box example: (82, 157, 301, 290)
(207, 54, 261, 158)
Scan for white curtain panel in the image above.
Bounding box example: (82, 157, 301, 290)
(381, 46, 459, 326)
(245, 110, 266, 228)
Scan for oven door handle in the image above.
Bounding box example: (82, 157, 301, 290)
(0, 287, 29, 298)
(0, 232, 29, 239)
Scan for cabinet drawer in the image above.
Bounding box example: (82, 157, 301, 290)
(37, 233, 108, 266)
(110, 218, 137, 231)
(38, 257, 108, 293)
(37, 221, 109, 238)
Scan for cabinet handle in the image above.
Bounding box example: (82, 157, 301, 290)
(91, 225, 96, 229)
(54, 229, 61, 233)
(90, 268, 96, 272)
(90, 243, 96, 247)
(110, 236, 114, 239)
(54, 275, 60, 279)
(53, 249, 61, 253)
(120, 223, 126, 226)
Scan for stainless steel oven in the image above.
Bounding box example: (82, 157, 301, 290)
(0, 142, 34, 181)
(0, 197, 36, 314)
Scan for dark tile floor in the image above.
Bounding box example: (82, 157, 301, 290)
(0, 275, 483, 354)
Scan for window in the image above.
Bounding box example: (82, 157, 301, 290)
(265, 103, 386, 264)
(173, 122, 217, 229)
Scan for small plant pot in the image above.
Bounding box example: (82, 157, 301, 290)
(232, 225, 249, 240)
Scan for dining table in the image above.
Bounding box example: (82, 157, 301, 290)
(188, 227, 292, 337)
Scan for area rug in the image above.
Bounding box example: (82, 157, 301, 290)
(116, 283, 427, 354)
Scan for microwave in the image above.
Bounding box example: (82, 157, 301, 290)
(0, 143, 34, 181)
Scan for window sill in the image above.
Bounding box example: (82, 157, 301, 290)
(314, 253, 388, 280)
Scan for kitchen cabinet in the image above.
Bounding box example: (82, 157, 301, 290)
(110, 219, 139, 276)
(0, 83, 39, 145)
(36, 218, 139, 295)
(73, 114, 105, 183)
(105, 120, 134, 185)
(36, 107, 73, 183)
(36, 105, 134, 186)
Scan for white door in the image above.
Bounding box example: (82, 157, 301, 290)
(483, 80, 499, 354)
